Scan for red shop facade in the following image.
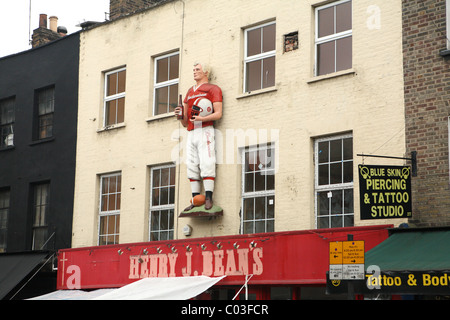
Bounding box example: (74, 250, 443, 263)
(56, 225, 392, 300)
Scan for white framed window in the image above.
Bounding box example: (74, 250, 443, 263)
(315, 0, 352, 76)
(244, 21, 276, 92)
(99, 173, 121, 245)
(153, 52, 179, 116)
(104, 68, 126, 126)
(314, 134, 353, 229)
(149, 164, 175, 241)
(241, 144, 275, 234)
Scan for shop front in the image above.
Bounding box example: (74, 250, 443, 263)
(46, 225, 392, 300)
(327, 226, 450, 299)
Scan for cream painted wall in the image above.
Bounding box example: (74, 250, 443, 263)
(72, 0, 406, 248)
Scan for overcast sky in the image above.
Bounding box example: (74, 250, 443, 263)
(0, 0, 110, 58)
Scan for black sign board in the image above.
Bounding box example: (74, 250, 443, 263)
(358, 165, 412, 220)
(327, 271, 450, 296)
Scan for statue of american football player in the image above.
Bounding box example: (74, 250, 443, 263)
(175, 62, 223, 211)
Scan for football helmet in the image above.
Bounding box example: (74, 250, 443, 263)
(190, 98, 213, 118)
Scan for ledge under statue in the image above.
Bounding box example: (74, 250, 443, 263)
(175, 62, 223, 218)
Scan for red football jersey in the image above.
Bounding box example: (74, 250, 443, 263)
(184, 83, 223, 131)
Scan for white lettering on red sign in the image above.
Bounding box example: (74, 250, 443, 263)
(128, 248, 263, 279)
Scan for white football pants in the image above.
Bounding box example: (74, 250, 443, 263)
(186, 125, 216, 193)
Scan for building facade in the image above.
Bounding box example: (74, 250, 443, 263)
(403, 0, 450, 227)
(0, 24, 79, 299)
(72, 0, 407, 247)
(0, 33, 79, 253)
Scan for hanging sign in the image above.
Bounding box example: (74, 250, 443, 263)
(358, 165, 412, 220)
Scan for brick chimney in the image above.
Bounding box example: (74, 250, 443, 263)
(109, 0, 161, 20)
(32, 14, 66, 48)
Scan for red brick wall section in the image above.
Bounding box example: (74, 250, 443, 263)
(403, 0, 450, 226)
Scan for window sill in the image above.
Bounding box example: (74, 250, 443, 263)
(97, 123, 126, 133)
(307, 68, 356, 84)
(30, 137, 55, 146)
(236, 86, 278, 100)
(146, 113, 175, 123)
(0, 145, 15, 152)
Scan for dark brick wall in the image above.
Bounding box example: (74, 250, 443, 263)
(31, 27, 61, 48)
(403, 0, 450, 226)
(109, 0, 160, 20)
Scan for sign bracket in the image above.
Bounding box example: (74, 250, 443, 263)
(357, 151, 417, 177)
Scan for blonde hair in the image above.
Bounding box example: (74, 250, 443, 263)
(193, 62, 211, 79)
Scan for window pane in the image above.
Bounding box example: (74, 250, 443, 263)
(266, 171, 275, 190)
(267, 196, 274, 219)
(318, 216, 329, 229)
(106, 100, 116, 125)
(318, 164, 329, 185)
(33, 228, 48, 250)
(254, 172, 265, 192)
(169, 186, 175, 204)
(117, 97, 125, 123)
(107, 73, 117, 96)
(246, 60, 262, 92)
(262, 23, 276, 52)
(317, 41, 335, 76)
(161, 168, 169, 186)
(330, 162, 342, 184)
(243, 221, 253, 234)
(343, 138, 353, 160)
(151, 211, 160, 230)
(318, 192, 329, 216)
(245, 173, 254, 193)
(117, 70, 126, 93)
(243, 198, 254, 221)
(344, 214, 354, 227)
(169, 84, 179, 112)
(344, 189, 354, 214)
(152, 188, 160, 206)
(169, 166, 176, 185)
(153, 169, 160, 188)
(343, 161, 353, 183)
(247, 28, 261, 56)
(330, 139, 342, 162)
(160, 210, 169, 230)
(318, 141, 329, 163)
(318, 6, 334, 38)
(331, 215, 343, 228)
(336, 1, 352, 33)
(246, 151, 257, 171)
(255, 197, 265, 220)
(255, 220, 265, 233)
(157, 58, 169, 83)
(116, 175, 121, 193)
(160, 187, 169, 205)
(155, 87, 168, 115)
(331, 190, 343, 215)
(336, 36, 352, 72)
(262, 56, 275, 89)
(169, 55, 179, 80)
(108, 194, 117, 211)
(267, 219, 274, 233)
